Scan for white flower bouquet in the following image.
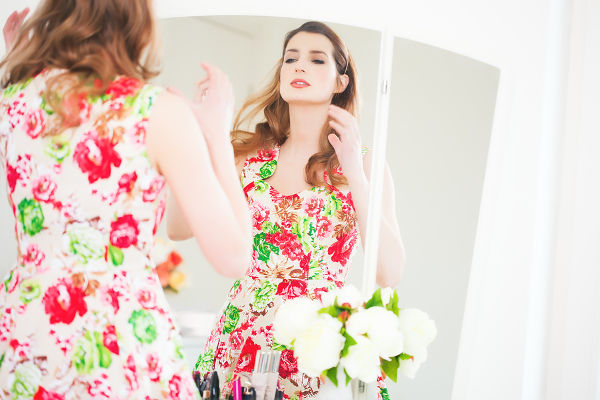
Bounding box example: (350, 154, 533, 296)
(272, 285, 437, 387)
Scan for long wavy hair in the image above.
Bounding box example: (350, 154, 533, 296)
(0, 0, 159, 131)
(232, 21, 359, 186)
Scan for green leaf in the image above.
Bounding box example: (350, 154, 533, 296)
(319, 305, 339, 318)
(399, 352, 413, 361)
(325, 365, 339, 387)
(381, 356, 400, 383)
(365, 288, 383, 309)
(341, 331, 357, 357)
(386, 290, 400, 316)
(108, 245, 124, 266)
(344, 368, 352, 385)
(271, 341, 288, 351)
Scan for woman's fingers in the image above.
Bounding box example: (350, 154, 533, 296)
(328, 133, 342, 153)
(328, 119, 347, 139)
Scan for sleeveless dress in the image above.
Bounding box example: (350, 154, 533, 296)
(195, 146, 390, 399)
(0, 69, 198, 400)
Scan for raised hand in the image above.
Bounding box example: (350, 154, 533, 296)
(168, 62, 234, 144)
(3, 8, 29, 51)
(327, 104, 365, 182)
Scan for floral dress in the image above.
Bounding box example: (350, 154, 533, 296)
(195, 146, 390, 399)
(0, 69, 198, 399)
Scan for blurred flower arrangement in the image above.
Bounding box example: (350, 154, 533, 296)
(272, 284, 437, 387)
(151, 237, 186, 292)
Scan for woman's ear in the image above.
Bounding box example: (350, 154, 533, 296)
(335, 74, 350, 93)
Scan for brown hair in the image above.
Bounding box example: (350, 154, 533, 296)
(0, 0, 159, 132)
(232, 21, 359, 186)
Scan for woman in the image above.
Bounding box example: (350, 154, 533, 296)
(169, 21, 405, 399)
(0, 1, 251, 398)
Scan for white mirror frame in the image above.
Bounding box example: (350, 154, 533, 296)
(0, 0, 586, 398)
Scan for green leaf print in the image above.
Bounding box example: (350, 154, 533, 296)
(128, 309, 158, 344)
(254, 180, 269, 193)
(253, 233, 279, 263)
(0, 353, 4, 368)
(44, 136, 71, 163)
(2, 78, 32, 99)
(260, 221, 281, 235)
(4, 270, 14, 292)
(94, 332, 112, 369)
(19, 279, 41, 303)
(125, 85, 160, 117)
(194, 348, 215, 373)
(11, 362, 41, 400)
(380, 388, 391, 400)
(18, 199, 44, 237)
(252, 280, 277, 312)
(222, 303, 241, 334)
(66, 223, 105, 264)
(291, 217, 316, 253)
(271, 341, 288, 351)
(259, 160, 277, 179)
(72, 330, 112, 374)
(108, 245, 124, 266)
(308, 257, 322, 280)
(172, 334, 185, 359)
(40, 98, 55, 115)
(323, 194, 343, 217)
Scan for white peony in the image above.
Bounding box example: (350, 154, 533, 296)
(273, 297, 321, 347)
(346, 307, 404, 359)
(332, 284, 364, 308)
(294, 314, 345, 377)
(398, 346, 428, 379)
(397, 309, 437, 355)
(339, 335, 381, 383)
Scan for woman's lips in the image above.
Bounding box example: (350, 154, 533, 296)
(291, 79, 310, 88)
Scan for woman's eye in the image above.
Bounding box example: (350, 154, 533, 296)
(312, 59, 325, 64)
(284, 58, 296, 63)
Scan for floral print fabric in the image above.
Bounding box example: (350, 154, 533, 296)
(195, 145, 382, 399)
(0, 69, 198, 399)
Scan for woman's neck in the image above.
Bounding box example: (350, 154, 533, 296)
(285, 103, 329, 154)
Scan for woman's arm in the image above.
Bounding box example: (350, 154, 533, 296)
(147, 90, 252, 278)
(328, 104, 406, 287)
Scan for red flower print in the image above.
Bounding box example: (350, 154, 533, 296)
(6, 162, 19, 193)
(110, 214, 139, 248)
(32, 175, 57, 203)
(236, 338, 261, 373)
(125, 354, 139, 391)
(328, 232, 357, 266)
(87, 373, 112, 398)
(247, 149, 276, 163)
(106, 77, 142, 99)
(278, 349, 299, 379)
(24, 109, 46, 139)
(276, 279, 307, 299)
(147, 353, 162, 382)
(228, 328, 245, 351)
(142, 176, 165, 202)
(118, 172, 138, 194)
(33, 387, 65, 400)
(137, 288, 157, 310)
(7, 96, 27, 129)
(103, 325, 120, 355)
(103, 287, 121, 314)
(23, 243, 45, 267)
(251, 203, 270, 230)
(304, 197, 324, 217)
(266, 230, 305, 261)
(73, 132, 122, 183)
(42, 279, 88, 324)
(168, 375, 184, 400)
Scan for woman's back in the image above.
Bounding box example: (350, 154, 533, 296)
(0, 69, 199, 399)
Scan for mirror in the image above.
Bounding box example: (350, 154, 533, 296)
(0, 11, 499, 400)
(151, 15, 500, 399)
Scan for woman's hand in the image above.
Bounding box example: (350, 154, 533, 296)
(3, 8, 29, 51)
(327, 104, 366, 182)
(167, 62, 234, 144)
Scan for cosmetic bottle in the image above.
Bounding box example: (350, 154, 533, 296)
(251, 351, 268, 400)
(264, 351, 281, 400)
(274, 389, 283, 400)
(209, 370, 220, 400)
(232, 378, 242, 400)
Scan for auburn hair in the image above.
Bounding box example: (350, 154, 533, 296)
(231, 21, 359, 186)
(0, 0, 160, 132)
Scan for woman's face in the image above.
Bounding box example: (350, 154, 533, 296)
(279, 32, 344, 105)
